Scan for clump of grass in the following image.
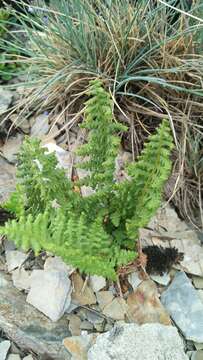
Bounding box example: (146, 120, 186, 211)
(0, 6, 26, 81)
(1, 0, 203, 229)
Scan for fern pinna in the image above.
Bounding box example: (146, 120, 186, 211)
(0, 79, 174, 280)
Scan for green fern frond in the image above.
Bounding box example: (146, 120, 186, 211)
(0, 80, 174, 280)
(3, 185, 25, 218)
(17, 137, 79, 215)
(0, 211, 50, 254)
(77, 79, 127, 191)
(110, 119, 174, 242)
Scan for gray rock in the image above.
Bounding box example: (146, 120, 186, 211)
(67, 314, 82, 336)
(9, 114, 30, 134)
(102, 298, 128, 321)
(42, 143, 73, 180)
(0, 271, 71, 359)
(65, 302, 79, 314)
(104, 322, 114, 332)
(0, 272, 9, 288)
(194, 342, 203, 350)
(192, 350, 203, 360)
(75, 163, 95, 197)
(88, 323, 188, 360)
(27, 269, 72, 321)
(192, 276, 203, 289)
(128, 272, 142, 290)
(187, 351, 196, 360)
(80, 320, 94, 331)
(12, 268, 31, 291)
(6, 251, 27, 272)
(2, 133, 24, 163)
(151, 273, 171, 286)
(0, 88, 13, 115)
(96, 291, 114, 311)
(94, 322, 105, 332)
(44, 256, 73, 275)
(161, 271, 203, 343)
(71, 273, 96, 306)
(86, 311, 104, 326)
(0, 340, 11, 360)
(30, 113, 49, 138)
(89, 275, 106, 293)
(4, 240, 16, 252)
(0, 156, 16, 204)
(7, 354, 21, 360)
(63, 334, 98, 360)
(22, 356, 34, 360)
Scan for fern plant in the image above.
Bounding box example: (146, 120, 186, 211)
(0, 79, 174, 279)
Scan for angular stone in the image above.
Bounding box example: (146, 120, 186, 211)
(128, 272, 142, 290)
(0, 272, 9, 288)
(194, 342, 203, 350)
(6, 251, 27, 272)
(151, 273, 170, 286)
(172, 237, 203, 277)
(89, 275, 106, 293)
(68, 314, 82, 336)
(11, 268, 31, 291)
(88, 323, 188, 360)
(104, 322, 113, 332)
(71, 273, 96, 306)
(0, 88, 13, 115)
(86, 311, 104, 325)
(150, 204, 189, 232)
(127, 280, 171, 325)
(4, 240, 16, 252)
(63, 334, 97, 360)
(7, 354, 21, 360)
(192, 351, 203, 360)
(80, 321, 94, 331)
(22, 356, 34, 360)
(30, 113, 49, 138)
(94, 322, 105, 332)
(96, 291, 114, 311)
(44, 256, 74, 275)
(75, 163, 95, 197)
(9, 114, 30, 134)
(0, 157, 16, 204)
(27, 269, 72, 321)
(192, 276, 203, 289)
(42, 143, 73, 180)
(0, 340, 11, 360)
(65, 302, 79, 314)
(161, 271, 203, 342)
(0, 271, 71, 359)
(2, 134, 24, 163)
(102, 298, 128, 321)
(187, 351, 196, 360)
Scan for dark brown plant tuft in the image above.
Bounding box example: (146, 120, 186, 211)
(0, 208, 15, 225)
(143, 245, 184, 275)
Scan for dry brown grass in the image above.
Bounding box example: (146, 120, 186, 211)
(1, 0, 203, 228)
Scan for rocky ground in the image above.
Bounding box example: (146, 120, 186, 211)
(0, 86, 203, 360)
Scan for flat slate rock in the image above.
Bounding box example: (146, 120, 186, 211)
(0, 340, 11, 360)
(0, 271, 71, 359)
(161, 271, 203, 343)
(127, 280, 171, 325)
(88, 323, 188, 360)
(0, 156, 16, 204)
(0, 88, 13, 115)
